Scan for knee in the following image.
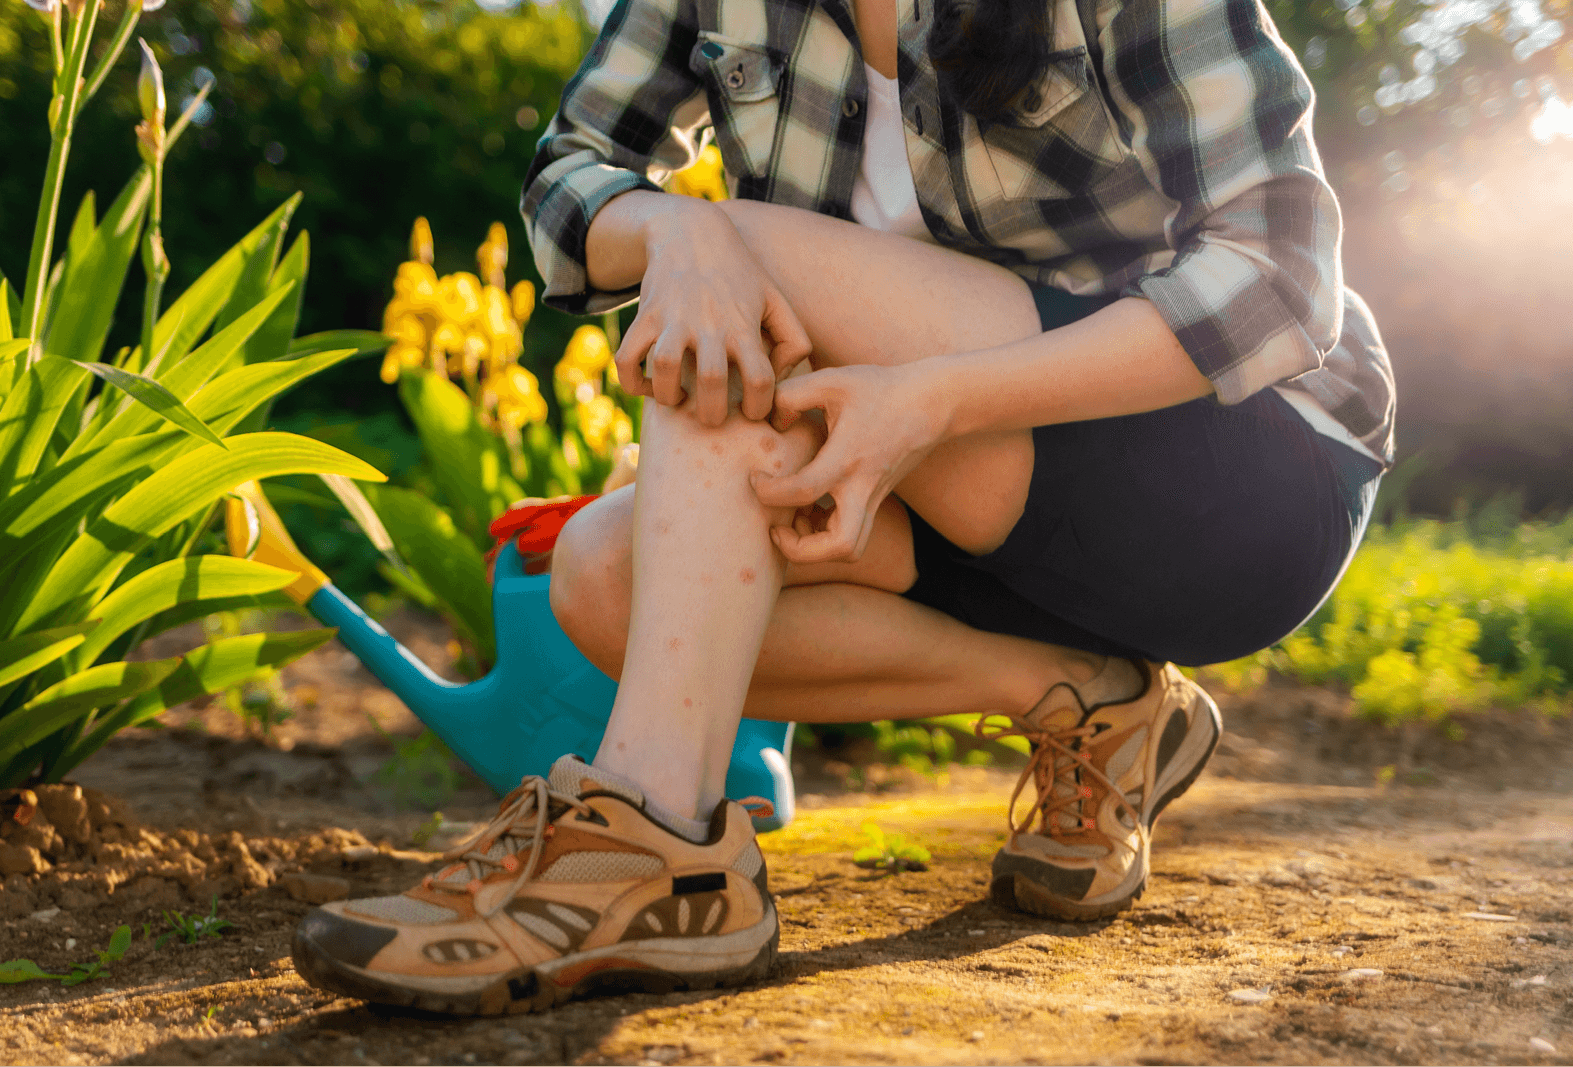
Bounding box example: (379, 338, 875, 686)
(548, 488, 633, 653)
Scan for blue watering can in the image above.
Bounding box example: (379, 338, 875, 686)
(224, 482, 795, 831)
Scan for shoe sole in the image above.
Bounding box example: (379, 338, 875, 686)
(993, 679, 1223, 922)
(292, 910, 780, 1016)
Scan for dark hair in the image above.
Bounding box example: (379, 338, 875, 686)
(927, 0, 1054, 124)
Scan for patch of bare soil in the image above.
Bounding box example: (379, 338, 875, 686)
(2, 615, 1570, 1066)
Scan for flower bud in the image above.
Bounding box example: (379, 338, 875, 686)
(136, 40, 165, 129)
(410, 217, 434, 265)
(141, 0, 167, 11)
(22, 0, 60, 14)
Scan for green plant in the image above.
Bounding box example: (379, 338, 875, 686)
(852, 821, 931, 874)
(156, 895, 233, 948)
(0, 924, 132, 986)
(1218, 517, 1573, 724)
(0, 0, 387, 788)
(368, 717, 462, 810)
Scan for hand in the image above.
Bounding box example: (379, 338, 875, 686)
(614, 199, 812, 427)
(751, 363, 947, 563)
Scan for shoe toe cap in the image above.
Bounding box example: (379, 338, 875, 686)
(297, 906, 399, 969)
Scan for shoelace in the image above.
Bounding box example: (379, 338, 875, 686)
(423, 775, 593, 917)
(976, 682, 1140, 853)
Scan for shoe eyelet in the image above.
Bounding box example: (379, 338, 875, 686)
(1079, 786, 1093, 799)
(421, 875, 434, 890)
(1083, 817, 1097, 830)
(502, 855, 520, 872)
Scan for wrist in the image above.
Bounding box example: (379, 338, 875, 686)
(896, 358, 962, 446)
(640, 194, 727, 256)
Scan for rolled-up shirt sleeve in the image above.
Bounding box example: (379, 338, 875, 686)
(520, 0, 711, 314)
(1101, 0, 1343, 404)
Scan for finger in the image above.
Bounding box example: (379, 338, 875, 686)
(761, 286, 813, 378)
(751, 449, 846, 509)
(615, 314, 658, 398)
(771, 496, 865, 565)
(647, 331, 689, 408)
(730, 331, 777, 423)
(767, 372, 831, 433)
(689, 330, 731, 427)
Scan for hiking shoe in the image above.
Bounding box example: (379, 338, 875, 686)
(291, 755, 778, 1015)
(984, 661, 1221, 921)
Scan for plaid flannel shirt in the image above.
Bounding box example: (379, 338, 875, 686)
(521, 0, 1396, 461)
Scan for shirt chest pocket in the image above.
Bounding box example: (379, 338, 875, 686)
(691, 34, 782, 179)
(979, 47, 1131, 202)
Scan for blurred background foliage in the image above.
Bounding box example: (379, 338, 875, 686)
(3, 0, 1572, 567)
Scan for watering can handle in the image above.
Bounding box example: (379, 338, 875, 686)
(224, 481, 332, 606)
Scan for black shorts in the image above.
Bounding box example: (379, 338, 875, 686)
(900, 285, 1385, 666)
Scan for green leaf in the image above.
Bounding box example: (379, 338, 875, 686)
(0, 960, 67, 984)
(0, 354, 90, 485)
(363, 483, 495, 662)
(285, 330, 388, 361)
(320, 473, 408, 576)
(0, 622, 99, 690)
(0, 659, 179, 763)
(104, 925, 132, 961)
(214, 195, 299, 338)
(242, 232, 308, 366)
(398, 372, 521, 546)
(70, 362, 227, 450)
(131, 196, 303, 375)
(0, 277, 15, 343)
(44, 175, 151, 366)
(64, 286, 294, 461)
(18, 433, 384, 632)
(63, 630, 336, 770)
(62, 556, 298, 673)
(189, 348, 359, 435)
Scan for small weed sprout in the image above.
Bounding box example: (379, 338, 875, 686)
(412, 810, 446, 847)
(369, 720, 461, 809)
(0, 925, 132, 987)
(157, 896, 234, 948)
(853, 821, 931, 874)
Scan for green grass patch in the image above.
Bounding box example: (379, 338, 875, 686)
(1217, 518, 1573, 724)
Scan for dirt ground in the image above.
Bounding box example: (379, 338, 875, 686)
(2, 611, 1571, 1066)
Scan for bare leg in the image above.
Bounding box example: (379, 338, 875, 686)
(556, 496, 1089, 724)
(568, 203, 1106, 819)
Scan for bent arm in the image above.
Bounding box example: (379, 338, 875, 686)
(1101, 0, 1344, 404)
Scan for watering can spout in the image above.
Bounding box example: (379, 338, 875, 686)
(225, 482, 796, 830)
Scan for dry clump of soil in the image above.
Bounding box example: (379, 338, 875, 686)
(0, 781, 385, 921)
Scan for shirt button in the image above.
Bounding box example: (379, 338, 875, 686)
(842, 97, 860, 118)
(725, 69, 746, 89)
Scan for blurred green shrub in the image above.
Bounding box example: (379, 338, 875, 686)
(0, 0, 590, 355)
(1217, 517, 1573, 723)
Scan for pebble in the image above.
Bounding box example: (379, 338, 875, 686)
(967, 929, 986, 936)
(968, 1031, 985, 1042)
(1461, 911, 1517, 922)
(1227, 988, 1272, 1004)
(341, 846, 379, 863)
(1331, 945, 1353, 957)
(1530, 1037, 1557, 1054)
(1342, 968, 1384, 981)
(64, 938, 76, 950)
(29, 907, 60, 923)
(278, 872, 352, 904)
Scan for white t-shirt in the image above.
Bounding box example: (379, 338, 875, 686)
(848, 63, 1382, 464)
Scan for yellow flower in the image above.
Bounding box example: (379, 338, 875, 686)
(510, 280, 535, 327)
(579, 394, 618, 455)
(410, 217, 435, 266)
(561, 324, 613, 375)
(459, 332, 489, 378)
(495, 365, 549, 427)
(384, 313, 427, 350)
(393, 261, 441, 317)
(431, 321, 465, 359)
(477, 222, 509, 289)
(613, 408, 634, 448)
(480, 286, 523, 362)
(668, 144, 729, 202)
(437, 272, 484, 326)
(554, 360, 594, 395)
(380, 342, 426, 383)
